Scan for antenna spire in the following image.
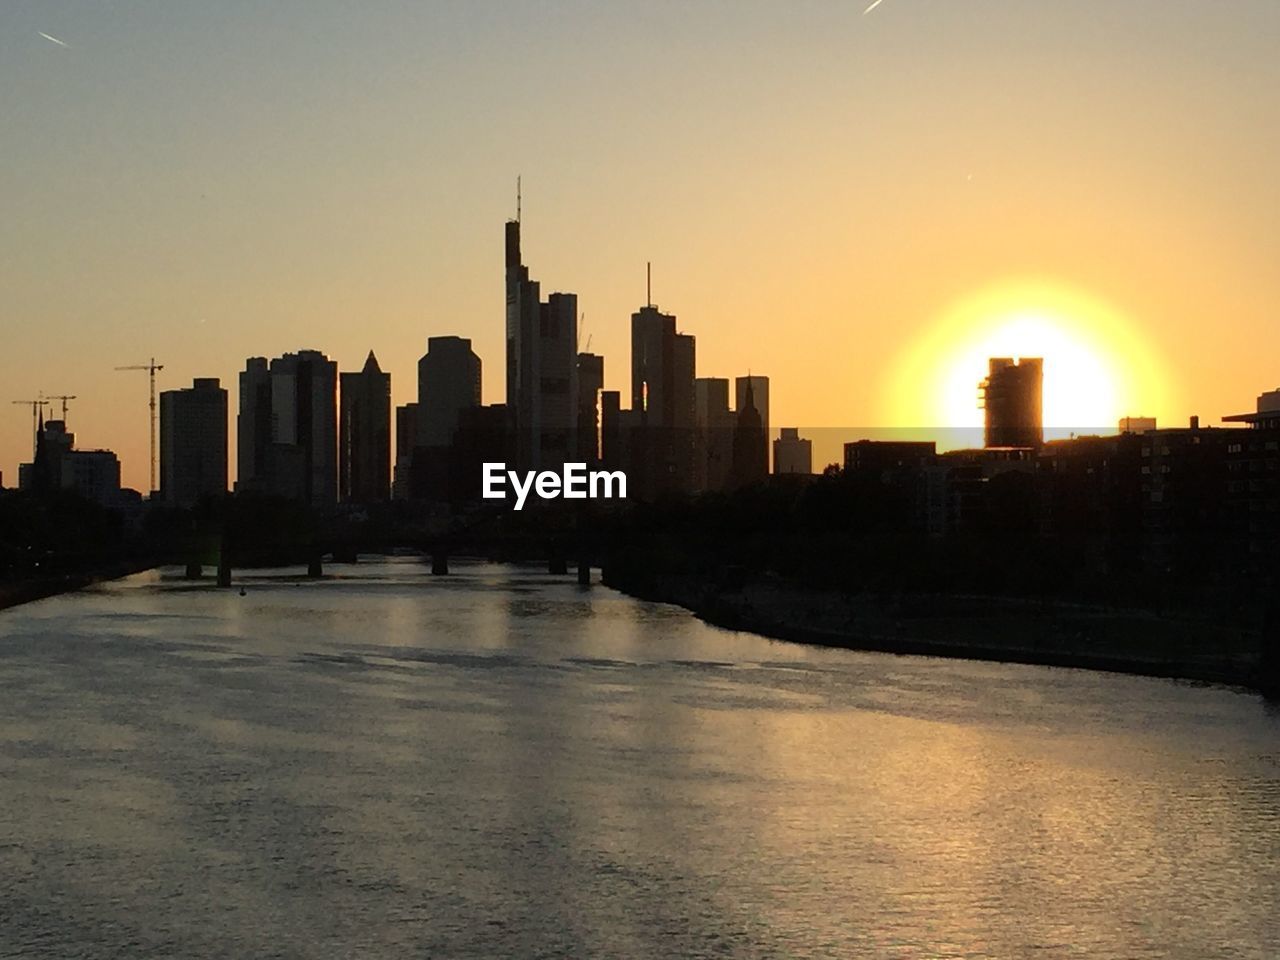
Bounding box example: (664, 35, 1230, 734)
(647, 261, 651, 308)
(516, 175, 521, 224)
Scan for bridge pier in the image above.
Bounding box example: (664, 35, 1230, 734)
(577, 559, 591, 586)
(308, 554, 323, 578)
(184, 560, 203, 580)
(431, 551, 449, 575)
(217, 555, 232, 588)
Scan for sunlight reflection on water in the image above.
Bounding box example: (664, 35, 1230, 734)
(1, 560, 1277, 958)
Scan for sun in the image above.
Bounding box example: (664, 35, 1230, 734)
(886, 280, 1173, 446)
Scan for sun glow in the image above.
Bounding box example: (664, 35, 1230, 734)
(887, 281, 1172, 445)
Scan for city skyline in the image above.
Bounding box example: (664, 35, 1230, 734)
(5, 1, 1280, 490)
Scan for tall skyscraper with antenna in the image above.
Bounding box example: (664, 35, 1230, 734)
(505, 184, 577, 472)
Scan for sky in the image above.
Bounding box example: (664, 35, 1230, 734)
(3, 0, 1279, 489)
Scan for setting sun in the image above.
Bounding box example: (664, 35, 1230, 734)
(887, 281, 1175, 444)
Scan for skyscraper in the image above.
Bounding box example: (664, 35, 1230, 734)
(631, 304, 696, 494)
(236, 350, 338, 506)
(576, 352, 604, 463)
(392, 402, 418, 500)
(729, 378, 768, 490)
(735, 375, 770, 471)
(505, 218, 577, 472)
(160, 377, 228, 508)
(339, 351, 391, 503)
(981, 357, 1043, 448)
(695, 377, 733, 492)
(418, 337, 481, 449)
(415, 336, 481, 500)
(237, 358, 271, 493)
(773, 427, 812, 475)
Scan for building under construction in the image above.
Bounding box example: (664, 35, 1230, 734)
(981, 357, 1043, 449)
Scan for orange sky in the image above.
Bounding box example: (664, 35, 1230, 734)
(3, 2, 1278, 489)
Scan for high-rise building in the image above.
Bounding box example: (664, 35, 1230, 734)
(413, 336, 481, 500)
(339, 351, 391, 503)
(577, 352, 604, 463)
(392, 402, 418, 500)
(160, 377, 228, 508)
(237, 358, 271, 492)
(728, 378, 768, 490)
(19, 416, 124, 507)
(695, 377, 733, 492)
(735, 375, 770, 471)
(631, 304, 696, 494)
(773, 427, 812, 475)
(505, 219, 577, 472)
(236, 350, 338, 506)
(418, 337, 481, 449)
(981, 357, 1043, 448)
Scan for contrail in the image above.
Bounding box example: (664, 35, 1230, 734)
(864, 0, 886, 12)
(38, 31, 69, 47)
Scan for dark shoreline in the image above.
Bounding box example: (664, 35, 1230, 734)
(0, 559, 158, 613)
(603, 571, 1277, 695)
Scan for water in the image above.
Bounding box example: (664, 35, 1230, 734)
(1, 560, 1277, 959)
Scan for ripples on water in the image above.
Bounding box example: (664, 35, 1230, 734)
(1, 560, 1278, 959)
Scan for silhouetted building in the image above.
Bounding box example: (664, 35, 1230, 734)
(981, 357, 1042, 448)
(1224, 389, 1280, 584)
(1140, 417, 1230, 583)
(160, 377, 228, 508)
(630, 303, 696, 495)
(20, 417, 124, 507)
(412, 336, 481, 500)
(237, 358, 272, 493)
(505, 219, 577, 473)
(339, 351, 391, 503)
(939, 446, 1037, 536)
(735, 376, 770, 471)
(236, 350, 338, 506)
(695, 377, 733, 492)
(392, 402, 418, 500)
(1119, 416, 1157, 435)
(728, 379, 768, 490)
(577, 352, 604, 463)
(773, 428, 812, 475)
(451, 404, 512, 501)
(600, 390, 623, 472)
(1037, 433, 1145, 579)
(843, 440, 937, 474)
(418, 337, 481, 449)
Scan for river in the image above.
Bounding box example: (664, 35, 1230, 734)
(1, 560, 1277, 958)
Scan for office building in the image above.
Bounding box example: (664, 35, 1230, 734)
(735, 376, 770, 470)
(773, 428, 813, 475)
(695, 377, 733, 492)
(728, 378, 768, 489)
(631, 303, 696, 494)
(392, 402, 418, 501)
(339, 351, 391, 503)
(505, 218, 577, 472)
(160, 377, 228, 508)
(236, 350, 338, 506)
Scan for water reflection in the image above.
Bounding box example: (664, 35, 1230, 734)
(0, 559, 1277, 958)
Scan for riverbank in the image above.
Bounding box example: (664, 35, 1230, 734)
(603, 570, 1276, 693)
(0, 559, 157, 612)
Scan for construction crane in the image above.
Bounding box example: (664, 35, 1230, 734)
(45, 394, 77, 420)
(115, 358, 164, 494)
(11, 396, 50, 456)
